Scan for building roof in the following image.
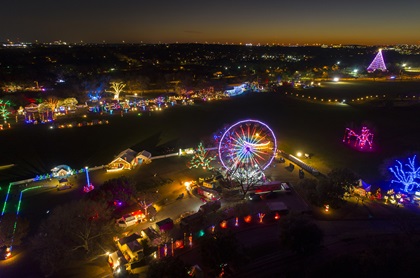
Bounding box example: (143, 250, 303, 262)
(156, 217, 173, 227)
(126, 240, 143, 253)
(138, 150, 152, 159)
(116, 148, 138, 163)
(118, 233, 141, 246)
(142, 227, 160, 240)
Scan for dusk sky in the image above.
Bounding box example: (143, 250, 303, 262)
(1, 0, 420, 45)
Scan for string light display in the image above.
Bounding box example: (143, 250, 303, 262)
(0, 100, 11, 123)
(367, 49, 387, 72)
(389, 155, 420, 193)
(187, 142, 216, 170)
(1, 183, 12, 218)
(218, 119, 277, 177)
(343, 126, 374, 150)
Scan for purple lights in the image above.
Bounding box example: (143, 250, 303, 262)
(367, 49, 387, 72)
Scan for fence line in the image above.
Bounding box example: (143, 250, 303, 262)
(278, 151, 321, 176)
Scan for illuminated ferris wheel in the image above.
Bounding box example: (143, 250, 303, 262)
(218, 119, 277, 174)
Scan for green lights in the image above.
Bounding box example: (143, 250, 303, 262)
(1, 183, 12, 216)
(9, 185, 43, 249)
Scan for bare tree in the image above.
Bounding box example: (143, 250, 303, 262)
(224, 165, 264, 198)
(31, 199, 118, 275)
(109, 81, 126, 100)
(47, 97, 59, 119)
(37, 102, 51, 121)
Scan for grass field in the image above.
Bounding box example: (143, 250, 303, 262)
(1, 80, 419, 278)
(0, 80, 419, 188)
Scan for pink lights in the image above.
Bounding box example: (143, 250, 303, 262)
(343, 126, 374, 150)
(367, 49, 387, 72)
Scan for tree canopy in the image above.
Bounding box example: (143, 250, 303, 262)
(299, 168, 359, 208)
(279, 214, 324, 254)
(87, 176, 137, 206)
(0, 213, 29, 246)
(199, 229, 241, 270)
(31, 199, 118, 276)
(147, 256, 190, 278)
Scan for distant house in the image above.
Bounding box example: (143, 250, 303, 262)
(107, 149, 152, 171)
(117, 233, 144, 263)
(108, 148, 138, 170)
(51, 165, 73, 177)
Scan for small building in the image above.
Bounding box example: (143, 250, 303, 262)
(108, 250, 128, 271)
(51, 165, 73, 177)
(108, 148, 138, 170)
(141, 227, 162, 246)
(108, 149, 152, 171)
(180, 212, 204, 233)
(137, 150, 152, 164)
(199, 200, 221, 214)
(155, 218, 174, 232)
(117, 233, 144, 263)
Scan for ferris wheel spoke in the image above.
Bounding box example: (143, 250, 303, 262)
(218, 119, 277, 173)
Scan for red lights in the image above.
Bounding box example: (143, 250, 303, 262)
(244, 215, 252, 223)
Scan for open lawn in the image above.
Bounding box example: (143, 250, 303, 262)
(0, 80, 419, 187)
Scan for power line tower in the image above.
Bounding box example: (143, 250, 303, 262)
(367, 49, 387, 72)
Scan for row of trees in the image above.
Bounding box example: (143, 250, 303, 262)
(30, 176, 159, 276)
(299, 168, 360, 208)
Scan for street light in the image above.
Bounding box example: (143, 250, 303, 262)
(297, 152, 302, 157)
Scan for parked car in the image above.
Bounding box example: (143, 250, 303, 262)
(248, 193, 262, 201)
(281, 183, 291, 193)
(57, 184, 72, 191)
(0, 246, 11, 260)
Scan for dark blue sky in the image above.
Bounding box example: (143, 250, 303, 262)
(1, 0, 419, 44)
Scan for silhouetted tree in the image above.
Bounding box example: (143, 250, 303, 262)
(31, 199, 118, 276)
(147, 256, 190, 278)
(199, 230, 240, 270)
(0, 213, 29, 246)
(87, 176, 137, 206)
(327, 168, 359, 191)
(279, 214, 323, 254)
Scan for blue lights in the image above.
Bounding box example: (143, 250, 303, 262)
(389, 155, 420, 193)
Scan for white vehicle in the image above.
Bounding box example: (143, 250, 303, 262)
(281, 182, 291, 192)
(117, 215, 138, 228)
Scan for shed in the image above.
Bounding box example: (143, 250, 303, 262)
(155, 218, 174, 232)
